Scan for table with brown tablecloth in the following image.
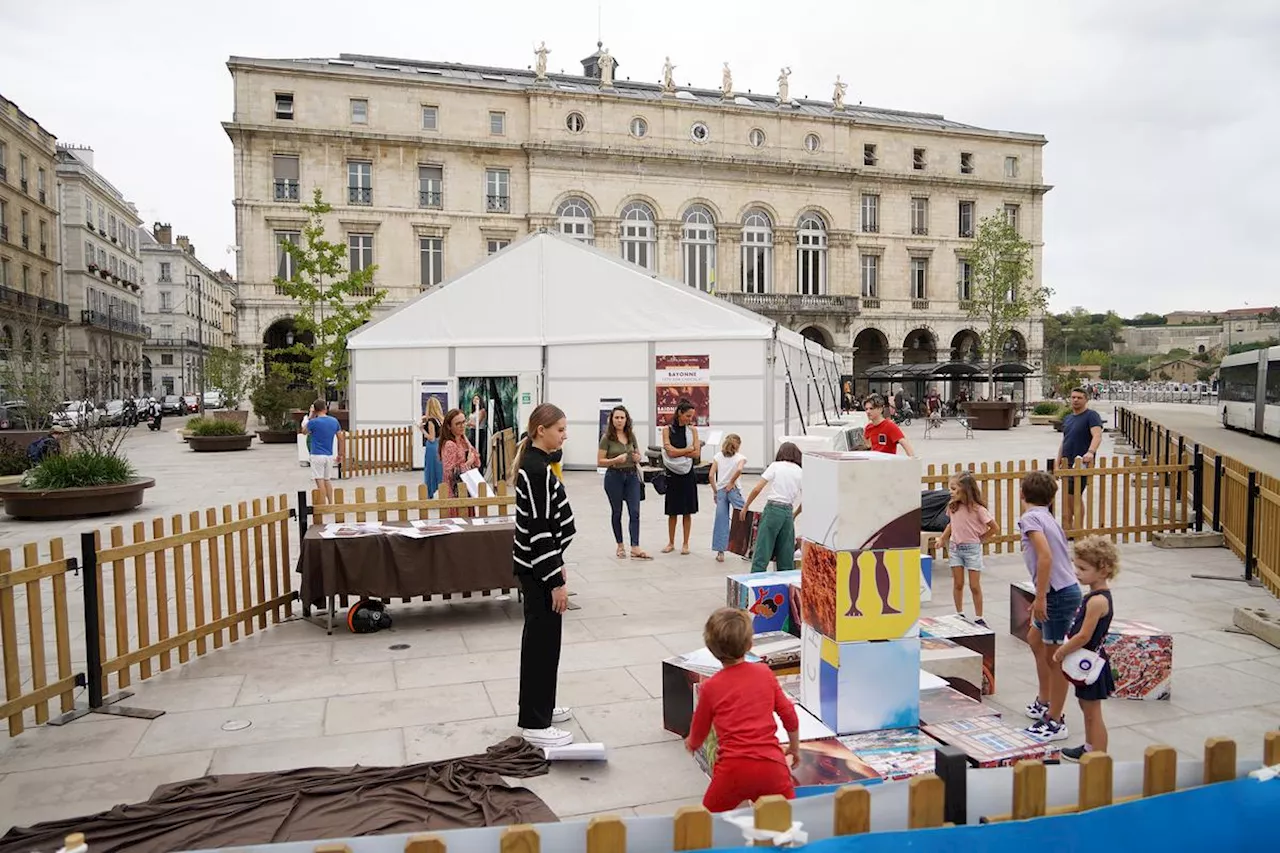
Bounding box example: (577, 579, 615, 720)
(298, 520, 517, 630)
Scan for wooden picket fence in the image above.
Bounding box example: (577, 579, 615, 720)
(1116, 407, 1280, 597)
(248, 733, 1279, 852)
(922, 454, 1193, 553)
(336, 427, 414, 480)
(307, 481, 515, 524)
(0, 495, 296, 737)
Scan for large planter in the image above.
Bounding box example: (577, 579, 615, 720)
(289, 408, 350, 430)
(187, 434, 254, 452)
(256, 429, 298, 444)
(1028, 414, 1059, 426)
(961, 401, 1019, 430)
(0, 478, 155, 520)
(212, 409, 250, 430)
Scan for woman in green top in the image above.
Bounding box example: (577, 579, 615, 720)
(598, 405, 651, 560)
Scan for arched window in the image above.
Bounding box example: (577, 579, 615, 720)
(21, 330, 32, 356)
(557, 197, 594, 244)
(40, 333, 50, 355)
(797, 212, 827, 296)
(0, 326, 10, 360)
(681, 205, 716, 292)
(619, 201, 656, 271)
(740, 209, 773, 294)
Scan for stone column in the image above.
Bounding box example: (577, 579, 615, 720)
(775, 226, 797, 295)
(717, 223, 742, 293)
(828, 231, 856, 296)
(657, 220, 682, 283)
(595, 217, 620, 257)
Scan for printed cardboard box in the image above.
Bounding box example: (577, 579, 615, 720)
(728, 508, 759, 559)
(663, 644, 797, 736)
(838, 727, 945, 781)
(799, 624, 921, 735)
(923, 715, 1061, 767)
(920, 637, 984, 700)
(1103, 620, 1173, 701)
(797, 451, 922, 552)
(1010, 580, 1035, 643)
(920, 554, 933, 603)
(692, 693, 843, 778)
(787, 580, 803, 637)
(918, 685, 993, 725)
(920, 614, 997, 695)
(800, 541, 921, 642)
(727, 570, 802, 635)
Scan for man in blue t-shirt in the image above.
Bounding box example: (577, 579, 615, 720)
(1057, 387, 1103, 534)
(303, 399, 342, 504)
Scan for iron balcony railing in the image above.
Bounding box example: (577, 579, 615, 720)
(0, 285, 70, 320)
(80, 310, 149, 338)
(274, 180, 300, 201)
(718, 292, 860, 316)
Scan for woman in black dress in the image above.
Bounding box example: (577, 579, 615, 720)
(661, 399, 701, 554)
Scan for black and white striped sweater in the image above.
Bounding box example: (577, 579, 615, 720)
(513, 446, 576, 589)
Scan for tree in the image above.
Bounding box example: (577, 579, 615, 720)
(1196, 366, 1215, 383)
(0, 312, 69, 430)
(203, 346, 255, 409)
(272, 189, 388, 401)
(1131, 367, 1151, 381)
(964, 214, 1051, 399)
(1128, 312, 1167, 327)
(1080, 349, 1111, 368)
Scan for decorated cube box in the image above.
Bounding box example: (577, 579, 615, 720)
(918, 685, 993, 725)
(787, 580, 803, 637)
(662, 641, 800, 736)
(923, 716, 1060, 767)
(1010, 580, 1036, 643)
(838, 727, 945, 781)
(920, 614, 997, 695)
(799, 624, 921, 735)
(798, 451, 922, 552)
(920, 554, 933, 603)
(1103, 620, 1173, 700)
(800, 541, 921, 642)
(727, 570, 802, 635)
(920, 637, 984, 701)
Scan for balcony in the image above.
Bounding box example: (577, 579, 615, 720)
(274, 180, 300, 202)
(862, 223, 879, 234)
(486, 195, 510, 213)
(146, 337, 202, 349)
(0, 285, 70, 321)
(718, 292, 860, 319)
(80, 310, 149, 338)
(863, 297, 881, 309)
(348, 186, 372, 205)
(39, 242, 47, 257)
(0, 165, 6, 182)
(39, 190, 46, 204)
(0, 224, 7, 242)
(959, 300, 974, 312)
(911, 226, 928, 236)
(912, 299, 930, 310)
(19, 178, 28, 193)
(419, 190, 443, 209)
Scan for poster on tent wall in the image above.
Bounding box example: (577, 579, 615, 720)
(418, 380, 451, 420)
(655, 355, 710, 427)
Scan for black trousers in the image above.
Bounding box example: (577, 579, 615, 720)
(517, 574, 563, 729)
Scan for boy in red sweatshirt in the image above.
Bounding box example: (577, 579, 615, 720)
(686, 607, 800, 811)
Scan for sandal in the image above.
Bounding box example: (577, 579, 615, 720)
(661, 544, 675, 554)
(716, 552, 725, 563)
(681, 546, 691, 556)
(616, 545, 626, 558)
(631, 549, 653, 561)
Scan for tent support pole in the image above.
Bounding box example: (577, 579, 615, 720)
(802, 338, 831, 427)
(777, 328, 807, 435)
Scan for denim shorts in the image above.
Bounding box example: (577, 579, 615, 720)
(948, 542, 984, 571)
(1032, 584, 1083, 645)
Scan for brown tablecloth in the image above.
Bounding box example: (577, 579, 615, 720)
(298, 520, 516, 604)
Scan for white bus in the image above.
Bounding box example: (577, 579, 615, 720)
(1220, 345, 1280, 439)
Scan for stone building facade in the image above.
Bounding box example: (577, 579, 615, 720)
(139, 224, 238, 397)
(54, 145, 146, 400)
(0, 93, 68, 389)
(225, 49, 1048, 379)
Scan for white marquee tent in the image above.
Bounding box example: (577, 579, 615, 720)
(346, 231, 842, 470)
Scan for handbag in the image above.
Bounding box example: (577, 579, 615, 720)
(1061, 647, 1106, 686)
(651, 471, 669, 495)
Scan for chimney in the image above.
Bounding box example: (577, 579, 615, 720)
(154, 223, 172, 245)
(176, 235, 194, 255)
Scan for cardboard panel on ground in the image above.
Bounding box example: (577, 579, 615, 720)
(727, 570, 801, 635)
(797, 451, 922, 551)
(799, 542, 921, 642)
(837, 728, 946, 781)
(918, 686, 993, 725)
(920, 614, 997, 695)
(799, 625, 921, 735)
(923, 715, 1061, 767)
(920, 637, 983, 700)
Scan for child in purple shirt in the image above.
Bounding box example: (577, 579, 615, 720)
(1018, 471, 1082, 743)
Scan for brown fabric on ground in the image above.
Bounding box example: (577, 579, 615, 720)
(299, 520, 516, 604)
(0, 737, 554, 853)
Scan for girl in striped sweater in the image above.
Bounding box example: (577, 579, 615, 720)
(512, 403, 578, 748)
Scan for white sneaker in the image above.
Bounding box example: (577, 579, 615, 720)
(523, 725, 574, 748)
(551, 706, 573, 724)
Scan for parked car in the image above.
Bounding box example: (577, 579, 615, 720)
(0, 404, 34, 430)
(100, 399, 141, 427)
(51, 400, 98, 428)
(182, 394, 199, 414)
(161, 395, 184, 415)
(202, 390, 226, 410)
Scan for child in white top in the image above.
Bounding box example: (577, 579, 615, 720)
(709, 434, 746, 562)
(740, 442, 804, 574)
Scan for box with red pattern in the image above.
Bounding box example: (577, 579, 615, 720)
(797, 451, 922, 552)
(1103, 620, 1173, 701)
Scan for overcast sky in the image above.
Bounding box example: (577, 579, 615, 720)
(2, 0, 1276, 316)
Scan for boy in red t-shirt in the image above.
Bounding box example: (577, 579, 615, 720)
(686, 608, 800, 812)
(863, 393, 915, 457)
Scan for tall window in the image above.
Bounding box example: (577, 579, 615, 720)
(350, 98, 368, 124)
(485, 169, 510, 213)
(740, 209, 773, 294)
(910, 197, 929, 235)
(960, 152, 974, 174)
(85, 196, 93, 226)
(681, 205, 716, 291)
(1005, 156, 1020, 178)
(159, 291, 172, 311)
(275, 231, 300, 280)
(422, 105, 439, 131)
(159, 261, 172, 282)
(418, 165, 443, 208)
(958, 201, 975, 238)
(957, 260, 973, 301)
(620, 201, 656, 270)
(348, 161, 372, 205)
(487, 239, 510, 255)
(1004, 204, 1021, 233)
(109, 215, 117, 240)
(557, 197, 595, 244)
(860, 254, 879, 298)
(274, 92, 294, 120)
(84, 239, 94, 266)
(911, 258, 928, 300)
(273, 155, 300, 201)
(860, 194, 879, 233)
(98, 207, 105, 232)
(797, 213, 827, 296)
(489, 111, 506, 135)
(37, 168, 46, 201)
(349, 233, 374, 274)
(419, 237, 443, 288)
(863, 144, 878, 166)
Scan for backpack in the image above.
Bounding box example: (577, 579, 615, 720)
(27, 436, 61, 464)
(346, 599, 393, 633)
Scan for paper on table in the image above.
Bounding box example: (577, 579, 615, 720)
(410, 520, 465, 534)
(460, 468, 486, 498)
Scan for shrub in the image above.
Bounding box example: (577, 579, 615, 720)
(23, 451, 135, 489)
(189, 418, 247, 437)
(0, 440, 32, 476)
(1032, 401, 1062, 416)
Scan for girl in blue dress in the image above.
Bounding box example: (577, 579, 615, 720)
(419, 396, 445, 497)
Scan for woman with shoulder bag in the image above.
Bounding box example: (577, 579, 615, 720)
(598, 405, 651, 560)
(661, 399, 702, 555)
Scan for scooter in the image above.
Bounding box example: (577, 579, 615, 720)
(147, 411, 163, 432)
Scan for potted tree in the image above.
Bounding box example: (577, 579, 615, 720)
(250, 368, 309, 443)
(962, 213, 1051, 430)
(271, 188, 386, 427)
(185, 416, 254, 452)
(203, 346, 255, 430)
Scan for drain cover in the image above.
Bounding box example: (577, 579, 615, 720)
(221, 720, 252, 732)
(389, 643, 410, 651)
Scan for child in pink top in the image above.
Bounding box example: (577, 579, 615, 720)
(937, 471, 998, 624)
